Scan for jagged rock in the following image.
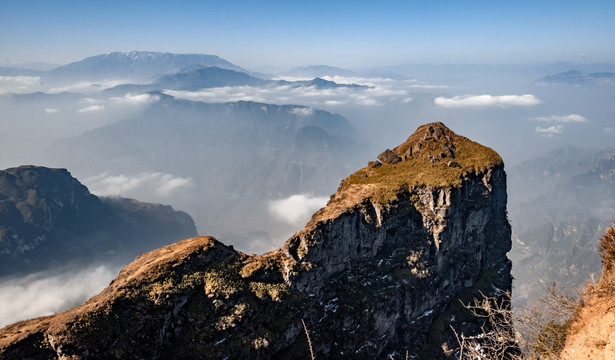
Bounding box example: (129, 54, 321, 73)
(442, 143, 454, 158)
(367, 160, 382, 169)
(377, 148, 401, 164)
(404, 147, 413, 159)
(0, 123, 513, 360)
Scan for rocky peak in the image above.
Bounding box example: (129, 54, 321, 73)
(0, 123, 513, 359)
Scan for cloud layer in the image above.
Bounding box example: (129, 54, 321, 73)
(162, 75, 433, 108)
(434, 94, 541, 108)
(85, 172, 195, 198)
(269, 194, 328, 226)
(77, 104, 105, 113)
(0, 265, 118, 327)
(0, 75, 41, 94)
(109, 93, 160, 105)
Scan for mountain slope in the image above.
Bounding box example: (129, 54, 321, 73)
(0, 166, 197, 276)
(0, 123, 514, 359)
(561, 225, 615, 359)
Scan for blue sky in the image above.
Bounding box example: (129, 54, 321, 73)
(1, 0, 614, 69)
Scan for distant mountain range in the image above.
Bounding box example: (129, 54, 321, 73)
(105, 66, 367, 94)
(0, 52, 370, 91)
(0, 166, 197, 277)
(46, 95, 366, 252)
(508, 146, 615, 305)
(45, 51, 247, 82)
(282, 64, 357, 78)
(535, 70, 615, 86)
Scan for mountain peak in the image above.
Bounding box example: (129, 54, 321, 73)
(305, 122, 502, 228)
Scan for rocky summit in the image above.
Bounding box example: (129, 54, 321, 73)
(0, 123, 513, 359)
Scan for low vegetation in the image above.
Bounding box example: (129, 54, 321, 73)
(338, 123, 502, 205)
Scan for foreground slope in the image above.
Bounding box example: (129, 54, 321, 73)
(0, 123, 513, 359)
(561, 225, 615, 359)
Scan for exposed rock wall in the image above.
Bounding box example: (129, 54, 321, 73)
(0, 123, 514, 359)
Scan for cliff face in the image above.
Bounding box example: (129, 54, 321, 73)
(0, 123, 513, 359)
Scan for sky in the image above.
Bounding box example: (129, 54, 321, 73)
(1, 0, 615, 69)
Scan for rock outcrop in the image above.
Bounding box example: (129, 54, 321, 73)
(0, 123, 513, 359)
(0, 165, 198, 276)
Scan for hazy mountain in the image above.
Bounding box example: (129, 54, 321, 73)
(289, 77, 367, 89)
(0, 165, 197, 277)
(47, 94, 366, 252)
(535, 70, 615, 86)
(105, 67, 367, 94)
(45, 51, 246, 82)
(0, 67, 44, 77)
(508, 146, 615, 304)
(283, 64, 357, 78)
(105, 66, 268, 93)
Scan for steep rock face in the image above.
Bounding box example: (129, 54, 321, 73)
(0, 123, 513, 359)
(0, 165, 198, 276)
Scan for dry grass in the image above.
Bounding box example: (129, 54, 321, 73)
(336, 123, 502, 205)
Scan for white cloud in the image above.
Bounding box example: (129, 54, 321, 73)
(0, 75, 42, 94)
(0, 265, 118, 327)
(85, 172, 195, 198)
(604, 128, 615, 134)
(163, 78, 416, 108)
(77, 104, 105, 113)
(291, 107, 314, 116)
(49, 79, 135, 94)
(0, 75, 40, 85)
(45, 108, 59, 114)
(79, 97, 99, 104)
(532, 114, 587, 123)
(535, 125, 564, 137)
(109, 93, 160, 105)
(269, 194, 328, 226)
(434, 94, 542, 108)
